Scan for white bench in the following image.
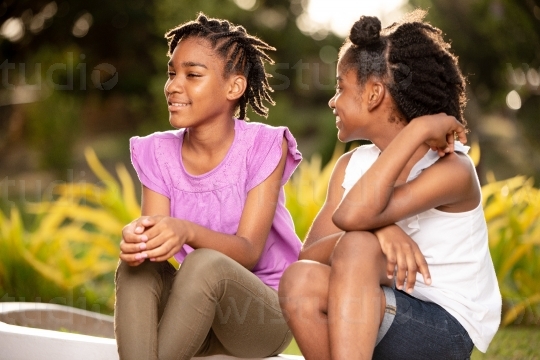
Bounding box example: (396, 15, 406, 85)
(0, 302, 303, 360)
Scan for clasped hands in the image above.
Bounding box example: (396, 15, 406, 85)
(120, 216, 189, 266)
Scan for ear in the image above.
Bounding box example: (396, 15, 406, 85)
(366, 80, 386, 112)
(226, 75, 247, 101)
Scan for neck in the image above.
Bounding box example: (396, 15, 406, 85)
(369, 116, 406, 151)
(369, 117, 430, 182)
(184, 117, 236, 155)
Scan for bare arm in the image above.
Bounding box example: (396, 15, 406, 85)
(333, 114, 474, 231)
(298, 152, 350, 264)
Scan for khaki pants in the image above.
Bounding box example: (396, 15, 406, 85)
(114, 248, 292, 360)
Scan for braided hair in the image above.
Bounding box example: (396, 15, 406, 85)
(165, 13, 275, 120)
(340, 10, 467, 126)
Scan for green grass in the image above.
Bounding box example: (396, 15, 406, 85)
(472, 327, 540, 360)
(282, 327, 540, 359)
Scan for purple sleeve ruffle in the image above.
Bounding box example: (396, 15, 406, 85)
(246, 126, 302, 191)
(130, 135, 170, 198)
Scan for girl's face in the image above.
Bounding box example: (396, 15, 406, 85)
(328, 59, 369, 142)
(164, 37, 233, 129)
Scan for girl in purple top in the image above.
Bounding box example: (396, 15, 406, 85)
(114, 14, 302, 360)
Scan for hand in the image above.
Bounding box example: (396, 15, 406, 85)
(374, 225, 431, 293)
(120, 216, 190, 263)
(120, 217, 155, 266)
(417, 113, 467, 157)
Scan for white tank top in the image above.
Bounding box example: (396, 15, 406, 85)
(342, 143, 501, 353)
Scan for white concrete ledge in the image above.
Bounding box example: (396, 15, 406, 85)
(0, 302, 303, 360)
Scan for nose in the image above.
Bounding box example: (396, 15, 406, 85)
(164, 76, 181, 96)
(328, 94, 336, 109)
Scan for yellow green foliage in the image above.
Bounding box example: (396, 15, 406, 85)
(0, 148, 140, 311)
(481, 173, 540, 325)
(284, 143, 345, 240)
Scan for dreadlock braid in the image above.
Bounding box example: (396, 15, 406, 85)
(165, 13, 276, 120)
(340, 10, 467, 126)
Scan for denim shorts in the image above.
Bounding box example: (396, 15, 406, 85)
(373, 287, 474, 360)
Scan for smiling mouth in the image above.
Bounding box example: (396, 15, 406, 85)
(168, 102, 190, 107)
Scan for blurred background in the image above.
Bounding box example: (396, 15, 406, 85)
(1, 0, 539, 357)
(2, 0, 540, 186)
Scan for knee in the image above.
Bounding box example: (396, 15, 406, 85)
(181, 248, 232, 274)
(177, 249, 236, 289)
(332, 231, 381, 267)
(115, 259, 174, 293)
(278, 261, 320, 300)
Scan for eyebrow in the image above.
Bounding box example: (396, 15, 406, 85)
(168, 60, 208, 69)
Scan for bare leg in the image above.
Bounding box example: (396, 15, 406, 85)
(279, 261, 332, 360)
(328, 231, 391, 360)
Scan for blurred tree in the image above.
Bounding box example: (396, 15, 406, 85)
(408, 0, 540, 182)
(1, 0, 161, 174)
(1, 0, 344, 177)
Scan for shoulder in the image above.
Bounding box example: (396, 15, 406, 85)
(131, 129, 183, 143)
(130, 130, 183, 155)
(420, 151, 480, 205)
(331, 149, 355, 182)
(238, 120, 294, 142)
(343, 144, 380, 170)
(430, 151, 475, 179)
(240, 120, 300, 160)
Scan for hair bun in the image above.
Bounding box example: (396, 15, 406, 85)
(350, 16, 382, 47)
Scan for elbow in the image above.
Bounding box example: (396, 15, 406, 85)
(243, 252, 260, 270)
(332, 208, 374, 232)
(332, 208, 357, 231)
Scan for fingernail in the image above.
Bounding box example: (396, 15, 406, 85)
(139, 243, 146, 250)
(140, 235, 148, 242)
(142, 253, 148, 258)
(397, 285, 403, 290)
(407, 288, 414, 294)
(135, 226, 143, 232)
(444, 147, 450, 153)
(150, 258, 156, 262)
(135, 253, 142, 260)
(387, 275, 393, 279)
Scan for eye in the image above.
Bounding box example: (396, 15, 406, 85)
(167, 71, 175, 78)
(187, 73, 201, 78)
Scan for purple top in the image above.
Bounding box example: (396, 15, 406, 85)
(130, 119, 303, 289)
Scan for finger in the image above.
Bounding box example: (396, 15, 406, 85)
(144, 238, 180, 262)
(134, 216, 152, 234)
(123, 228, 148, 244)
(120, 251, 148, 263)
(120, 239, 149, 254)
(122, 221, 141, 243)
(455, 127, 467, 144)
(140, 216, 159, 229)
(404, 250, 418, 294)
(145, 243, 174, 261)
(395, 249, 408, 291)
(414, 250, 431, 286)
(141, 223, 166, 243)
(446, 132, 454, 153)
(385, 248, 397, 280)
